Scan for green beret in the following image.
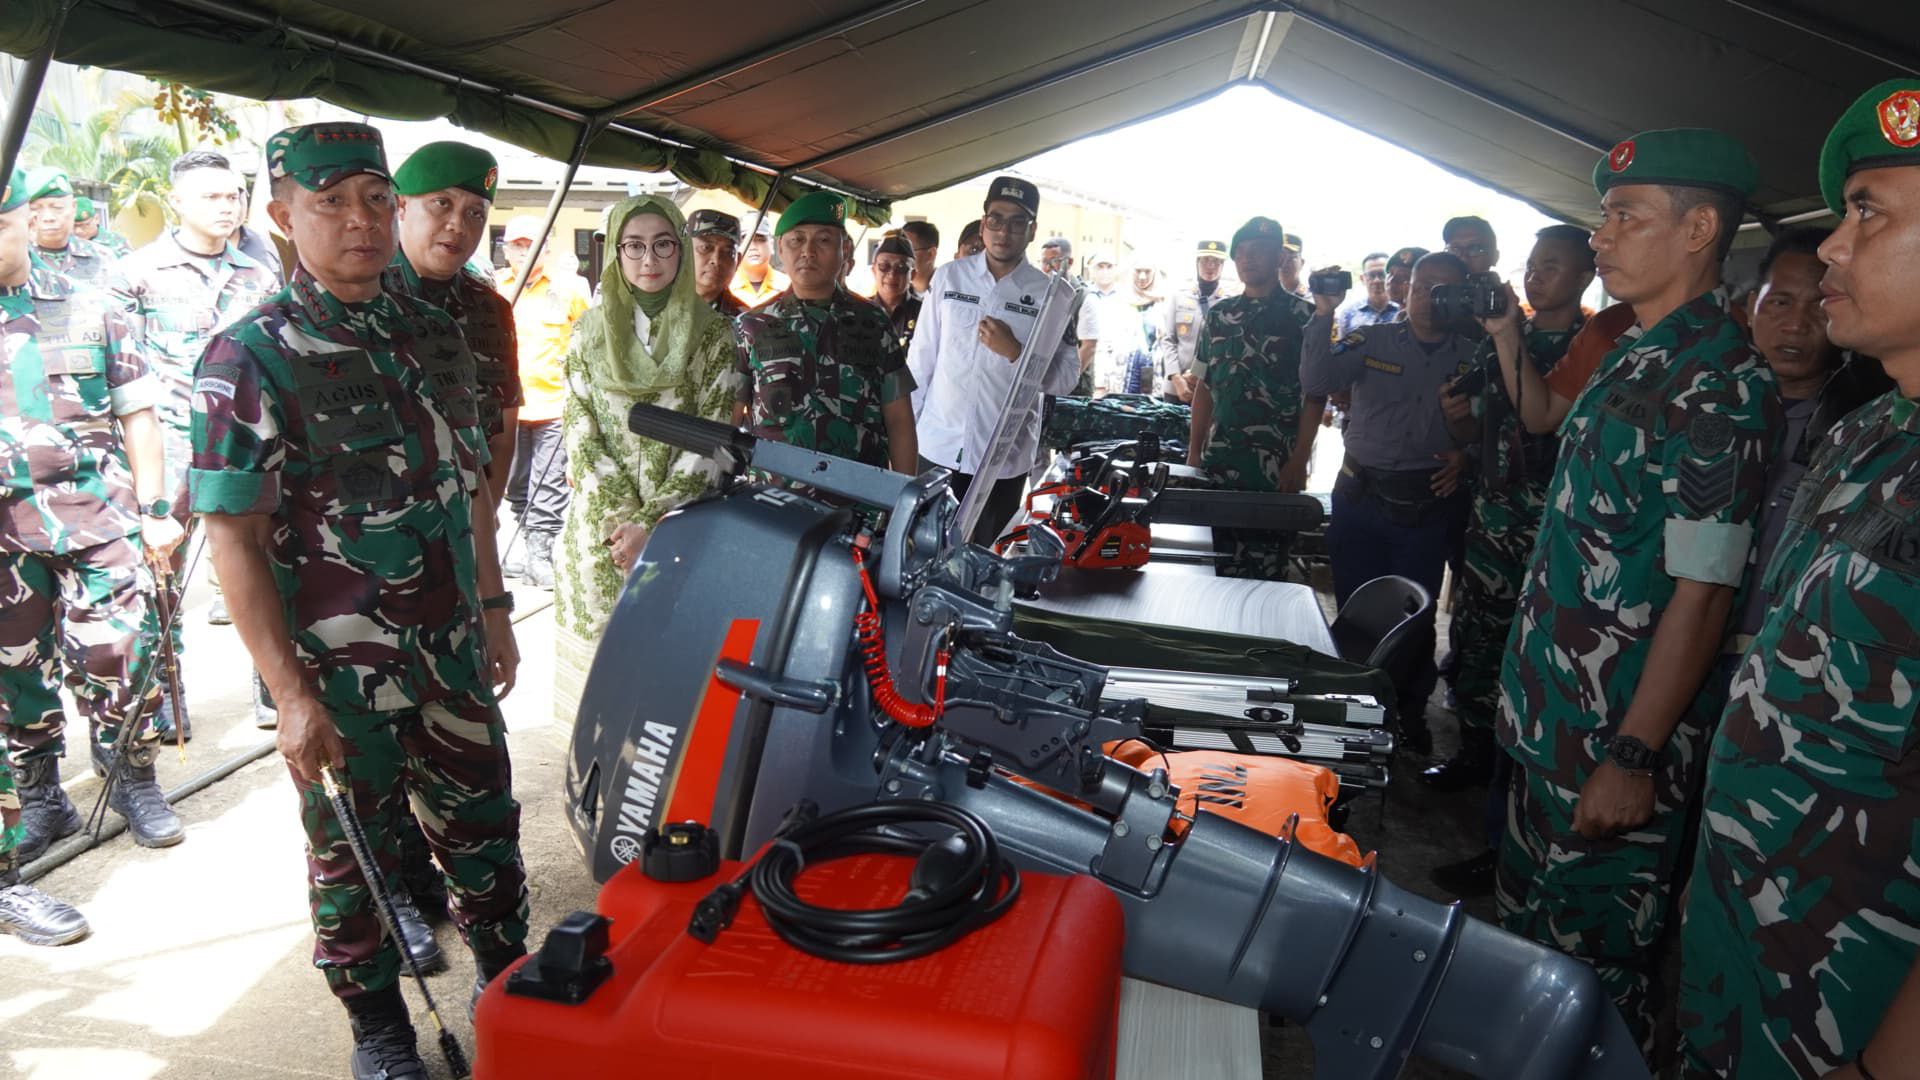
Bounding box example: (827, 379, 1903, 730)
(73, 196, 97, 222)
(776, 190, 847, 236)
(1230, 216, 1285, 256)
(267, 122, 390, 192)
(24, 167, 71, 201)
(1593, 128, 1757, 199)
(393, 141, 498, 202)
(1194, 240, 1227, 259)
(0, 168, 27, 214)
(1819, 80, 1920, 213)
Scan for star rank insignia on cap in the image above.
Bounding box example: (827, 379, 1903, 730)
(1879, 89, 1920, 148)
(1609, 140, 1636, 172)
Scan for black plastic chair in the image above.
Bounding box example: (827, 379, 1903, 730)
(1329, 575, 1434, 681)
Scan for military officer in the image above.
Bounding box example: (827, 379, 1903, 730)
(24, 169, 116, 290)
(109, 149, 280, 741)
(1185, 217, 1323, 581)
(1678, 81, 1920, 1080)
(1302, 251, 1480, 750)
(1154, 239, 1236, 403)
(73, 196, 132, 258)
(1279, 231, 1308, 299)
(1423, 224, 1595, 794)
(1, 164, 188, 862)
(387, 140, 522, 501)
(1384, 246, 1426, 310)
(736, 191, 917, 474)
(1492, 129, 1780, 1052)
(687, 209, 748, 320)
(189, 123, 527, 1079)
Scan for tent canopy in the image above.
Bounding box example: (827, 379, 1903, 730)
(5, 0, 1914, 225)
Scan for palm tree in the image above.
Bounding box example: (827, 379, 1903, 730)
(23, 88, 177, 218)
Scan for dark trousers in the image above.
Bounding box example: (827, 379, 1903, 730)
(924, 456, 1027, 547)
(1326, 475, 1463, 729)
(507, 419, 569, 536)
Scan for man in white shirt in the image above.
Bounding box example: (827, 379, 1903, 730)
(908, 176, 1081, 544)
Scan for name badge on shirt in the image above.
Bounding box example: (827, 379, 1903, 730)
(1362, 356, 1403, 376)
(1003, 299, 1039, 318)
(1597, 383, 1660, 430)
(943, 290, 981, 305)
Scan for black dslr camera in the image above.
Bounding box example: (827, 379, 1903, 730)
(1428, 272, 1507, 324)
(1308, 269, 1352, 296)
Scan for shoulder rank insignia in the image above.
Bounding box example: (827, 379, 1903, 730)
(1329, 331, 1366, 354)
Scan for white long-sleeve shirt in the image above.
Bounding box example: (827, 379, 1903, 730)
(907, 252, 1081, 480)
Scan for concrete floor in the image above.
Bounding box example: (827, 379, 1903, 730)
(2, 468, 1502, 1080)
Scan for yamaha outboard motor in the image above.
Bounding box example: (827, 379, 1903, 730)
(562, 404, 1647, 1080)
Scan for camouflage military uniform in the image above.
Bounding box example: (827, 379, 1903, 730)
(34, 236, 116, 292)
(1677, 390, 1920, 1078)
(1192, 292, 1308, 580)
(91, 230, 134, 260)
(1450, 320, 1581, 739)
(1, 262, 163, 767)
(189, 265, 527, 1000)
(735, 286, 914, 469)
(384, 250, 522, 446)
(1494, 289, 1780, 1046)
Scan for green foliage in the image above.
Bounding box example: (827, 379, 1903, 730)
(23, 88, 177, 218)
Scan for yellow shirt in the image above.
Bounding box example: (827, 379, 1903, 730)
(729, 266, 789, 310)
(497, 265, 590, 422)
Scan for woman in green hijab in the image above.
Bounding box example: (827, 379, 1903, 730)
(553, 195, 741, 723)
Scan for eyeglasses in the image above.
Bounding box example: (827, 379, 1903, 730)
(982, 212, 1033, 234)
(1450, 243, 1490, 258)
(873, 260, 912, 276)
(1362, 270, 1386, 281)
(618, 237, 681, 261)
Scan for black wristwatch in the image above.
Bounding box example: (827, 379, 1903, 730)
(142, 497, 172, 519)
(1605, 735, 1661, 773)
(481, 593, 515, 613)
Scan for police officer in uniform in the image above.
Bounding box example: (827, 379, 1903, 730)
(870, 233, 921, 349)
(1302, 251, 1480, 752)
(110, 149, 280, 743)
(687, 209, 749, 321)
(1155, 239, 1236, 403)
(24, 169, 116, 290)
(1, 163, 188, 861)
(1678, 82, 1920, 1080)
(1186, 217, 1323, 580)
(736, 191, 918, 474)
(190, 123, 527, 1079)
(1494, 129, 1779, 1052)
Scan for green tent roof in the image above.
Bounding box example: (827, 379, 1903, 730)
(6, 0, 1915, 225)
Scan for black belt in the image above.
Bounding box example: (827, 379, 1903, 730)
(1338, 458, 1444, 527)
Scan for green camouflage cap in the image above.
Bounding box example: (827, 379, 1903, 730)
(1819, 79, 1920, 213)
(1230, 216, 1285, 257)
(776, 189, 848, 236)
(73, 195, 98, 222)
(392, 140, 497, 201)
(685, 208, 742, 241)
(1195, 239, 1228, 259)
(0, 168, 27, 213)
(24, 167, 71, 201)
(267, 122, 390, 192)
(1593, 128, 1758, 199)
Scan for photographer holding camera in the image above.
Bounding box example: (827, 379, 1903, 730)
(1301, 250, 1480, 752)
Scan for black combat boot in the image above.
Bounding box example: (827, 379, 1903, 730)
(524, 532, 554, 591)
(105, 742, 184, 848)
(0, 865, 90, 945)
(152, 692, 192, 744)
(14, 755, 83, 863)
(346, 984, 427, 1080)
(1419, 725, 1496, 791)
(470, 942, 528, 1017)
(388, 889, 445, 974)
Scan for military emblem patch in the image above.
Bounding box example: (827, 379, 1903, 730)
(1878, 90, 1920, 149)
(483, 166, 499, 192)
(1690, 412, 1735, 455)
(1609, 139, 1636, 172)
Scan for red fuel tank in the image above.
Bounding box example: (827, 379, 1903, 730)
(475, 853, 1126, 1079)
